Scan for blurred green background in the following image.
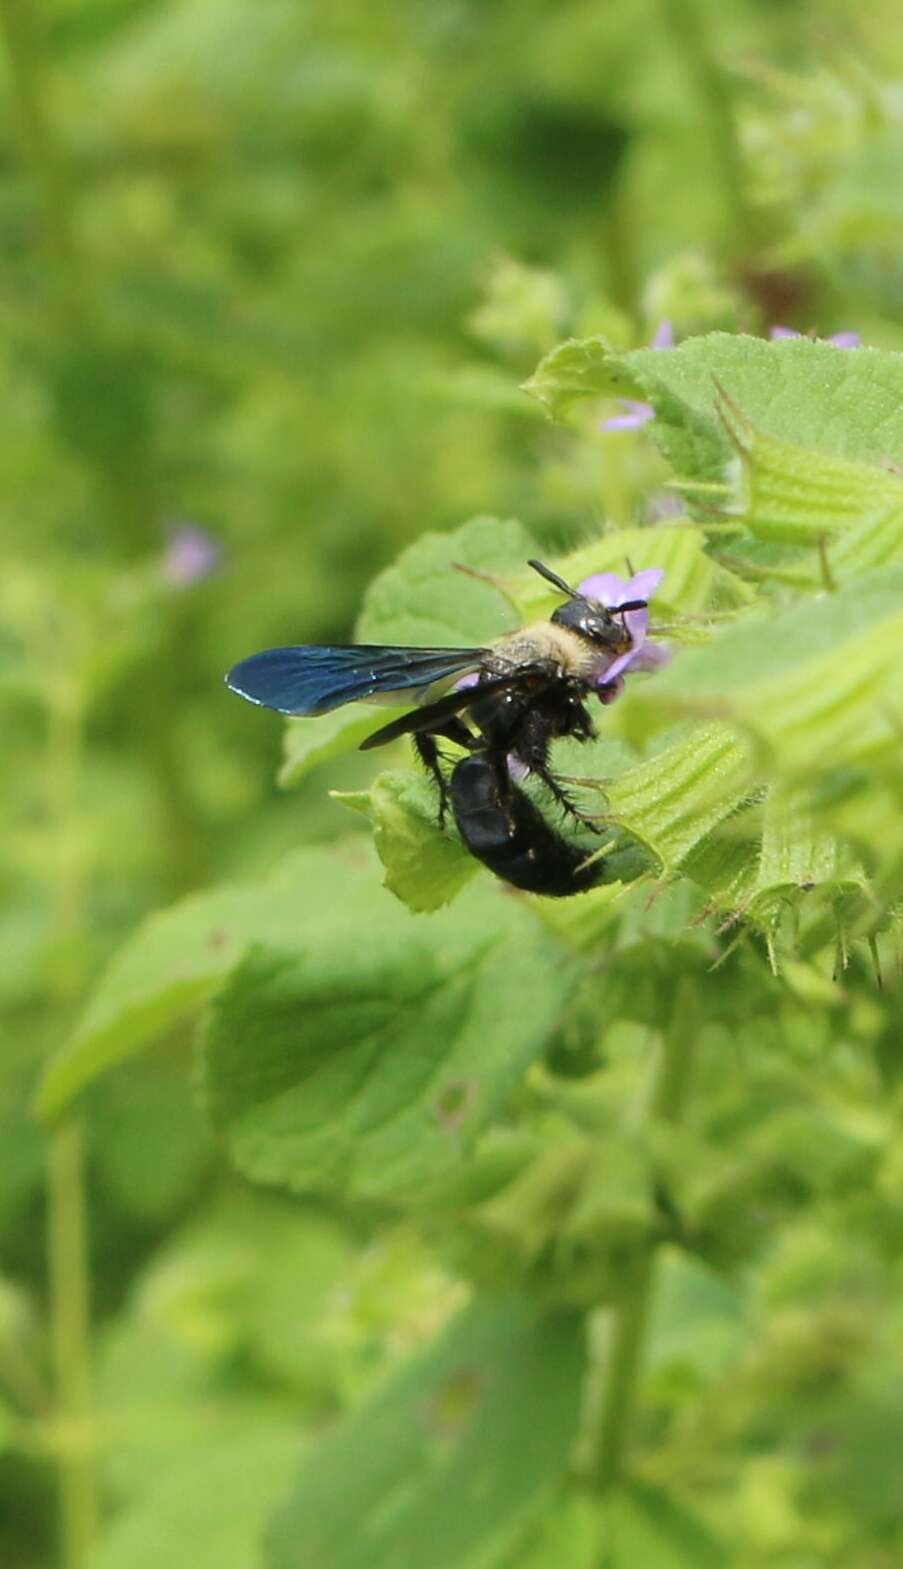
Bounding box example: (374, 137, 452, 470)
(3, 2, 903, 1566)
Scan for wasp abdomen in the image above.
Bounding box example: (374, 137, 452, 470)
(449, 753, 604, 898)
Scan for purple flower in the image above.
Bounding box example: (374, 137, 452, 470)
(769, 326, 860, 348)
(163, 524, 221, 587)
(650, 318, 675, 349)
(577, 567, 671, 697)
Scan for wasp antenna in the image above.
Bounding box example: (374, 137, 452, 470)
(527, 558, 576, 597)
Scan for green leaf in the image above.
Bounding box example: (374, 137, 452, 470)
(333, 769, 476, 912)
(614, 567, 903, 778)
(600, 1482, 728, 1569)
(605, 725, 754, 875)
(201, 883, 579, 1202)
(266, 1295, 585, 1569)
(528, 332, 903, 476)
(645, 1253, 746, 1382)
(501, 1482, 727, 1569)
(626, 334, 903, 471)
(357, 515, 534, 646)
(500, 1492, 603, 1569)
(522, 336, 640, 419)
(748, 788, 864, 924)
(88, 1426, 301, 1569)
(714, 395, 903, 554)
(37, 845, 391, 1122)
(279, 702, 409, 789)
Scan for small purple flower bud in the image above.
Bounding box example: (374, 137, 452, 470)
(596, 677, 624, 705)
(163, 525, 221, 588)
(651, 319, 675, 349)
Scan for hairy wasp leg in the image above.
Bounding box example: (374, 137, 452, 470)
(555, 773, 609, 792)
(413, 718, 477, 828)
(412, 732, 450, 825)
(531, 762, 605, 834)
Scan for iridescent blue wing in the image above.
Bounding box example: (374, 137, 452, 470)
(225, 644, 486, 717)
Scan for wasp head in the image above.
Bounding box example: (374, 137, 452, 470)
(551, 592, 647, 654)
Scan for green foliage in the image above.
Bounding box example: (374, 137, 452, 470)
(87, 1429, 301, 1569)
(201, 869, 580, 1201)
(267, 1295, 585, 1569)
(527, 332, 903, 465)
(38, 850, 387, 1120)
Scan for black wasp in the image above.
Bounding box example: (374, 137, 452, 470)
(226, 559, 648, 897)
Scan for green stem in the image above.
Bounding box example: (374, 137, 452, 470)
(48, 1121, 97, 1569)
(44, 689, 97, 1565)
(655, 0, 759, 254)
(591, 981, 698, 1491)
(593, 1252, 655, 1491)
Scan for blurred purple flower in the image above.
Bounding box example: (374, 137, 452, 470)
(600, 320, 673, 433)
(577, 567, 671, 698)
(769, 326, 860, 348)
(646, 490, 684, 522)
(600, 399, 656, 432)
(163, 524, 221, 587)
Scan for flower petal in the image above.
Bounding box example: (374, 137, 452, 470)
(597, 648, 636, 685)
(577, 571, 626, 606)
(622, 605, 649, 643)
(164, 525, 220, 587)
(770, 324, 861, 349)
(600, 400, 655, 432)
(630, 641, 672, 671)
(651, 319, 675, 349)
(623, 567, 664, 604)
